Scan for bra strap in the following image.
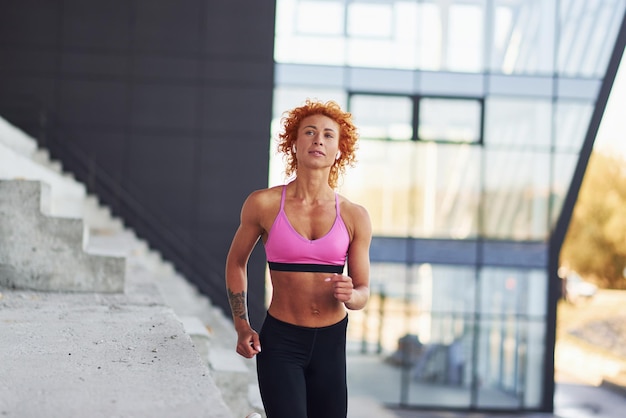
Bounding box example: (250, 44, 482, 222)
(280, 185, 287, 211)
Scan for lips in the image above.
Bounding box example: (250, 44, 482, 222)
(309, 150, 326, 156)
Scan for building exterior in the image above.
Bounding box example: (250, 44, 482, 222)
(0, 1, 276, 330)
(1, 0, 625, 414)
(270, 0, 626, 412)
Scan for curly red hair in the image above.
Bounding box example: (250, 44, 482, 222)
(277, 99, 359, 189)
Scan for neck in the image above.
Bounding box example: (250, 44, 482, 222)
(289, 174, 333, 202)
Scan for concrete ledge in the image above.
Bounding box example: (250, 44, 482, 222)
(248, 383, 265, 416)
(209, 347, 251, 418)
(0, 289, 233, 418)
(180, 315, 211, 365)
(0, 180, 125, 292)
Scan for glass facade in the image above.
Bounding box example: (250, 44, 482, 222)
(271, 0, 626, 412)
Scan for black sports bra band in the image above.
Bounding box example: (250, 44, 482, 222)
(268, 262, 344, 274)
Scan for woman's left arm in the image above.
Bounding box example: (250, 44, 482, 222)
(344, 203, 372, 310)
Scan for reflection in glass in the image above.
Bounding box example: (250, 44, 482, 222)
(341, 141, 481, 239)
(347, 2, 393, 38)
(409, 142, 481, 238)
(557, 0, 625, 77)
(340, 140, 414, 237)
(475, 267, 546, 408)
(489, 0, 556, 75)
(295, 0, 344, 35)
(347, 263, 477, 406)
(348, 264, 546, 409)
(272, 0, 626, 411)
(554, 100, 594, 152)
(482, 150, 550, 240)
(275, 0, 626, 78)
(350, 95, 413, 141)
(419, 98, 482, 143)
(484, 97, 552, 149)
(446, 3, 484, 72)
(550, 152, 579, 228)
(274, 0, 346, 65)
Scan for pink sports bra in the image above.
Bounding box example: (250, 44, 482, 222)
(264, 186, 349, 273)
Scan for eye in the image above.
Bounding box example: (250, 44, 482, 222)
(305, 130, 315, 136)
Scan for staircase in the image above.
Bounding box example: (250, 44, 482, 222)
(0, 180, 125, 292)
(0, 115, 263, 418)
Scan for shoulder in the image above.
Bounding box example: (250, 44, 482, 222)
(338, 194, 372, 234)
(244, 185, 282, 208)
(240, 185, 283, 227)
(338, 193, 370, 218)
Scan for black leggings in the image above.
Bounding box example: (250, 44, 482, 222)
(256, 312, 348, 418)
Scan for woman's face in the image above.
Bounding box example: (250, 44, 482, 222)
(294, 114, 340, 169)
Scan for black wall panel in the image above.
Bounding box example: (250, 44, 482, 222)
(58, 79, 129, 127)
(0, 1, 61, 48)
(0, 0, 275, 328)
(62, 1, 132, 50)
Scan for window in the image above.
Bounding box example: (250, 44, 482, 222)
(418, 98, 482, 143)
(349, 94, 413, 141)
(295, 0, 344, 35)
(347, 2, 393, 38)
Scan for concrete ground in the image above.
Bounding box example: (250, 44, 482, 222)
(0, 230, 232, 418)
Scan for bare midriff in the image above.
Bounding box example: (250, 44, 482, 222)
(267, 270, 347, 328)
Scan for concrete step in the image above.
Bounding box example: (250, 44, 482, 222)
(209, 347, 253, 418)
(180, 315, 212, 366)
(0, 141, 86, 218)
(88, 229, 262, 416)
(0, 180, 125, 293)
(1, 115, 125, 234)
(0, 115, 37, 158)
(0, 288, 233, 418)
(179, 313, 264, 417)
(82, 195, 125, 234)
(32, 147, 63, 174)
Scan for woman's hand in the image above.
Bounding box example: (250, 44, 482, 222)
(235, 327, 261, 359)
(326, 273, 370, 310)
(325, 274, 354, 303)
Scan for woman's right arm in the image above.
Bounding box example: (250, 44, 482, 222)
(225, 191, 265, 358)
